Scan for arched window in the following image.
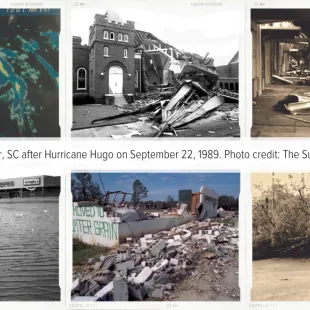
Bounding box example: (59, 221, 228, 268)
(104, 47, 109, 57)
(103, 31, 108, 39)
(118, 33, 123, 41)
(235, 82, 239, 93)
(124, 34, 129, 42)
(124, 48, 128, 58)
(77, 68, 87, 90)
(230, 82, 234, 91)
(110, 32, 115, 40)
(224, 82, 229, 90)
(219, 82, 223, 89)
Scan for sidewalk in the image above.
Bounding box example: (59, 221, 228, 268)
(251, 84, 310, 137)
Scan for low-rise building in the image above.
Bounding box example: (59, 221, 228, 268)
(0, 175, 60, 199)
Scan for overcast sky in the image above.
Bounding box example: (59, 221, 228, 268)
(71, 6, 240, 66)
(80, 173, 240, 201)
(251, 173, 310, 197)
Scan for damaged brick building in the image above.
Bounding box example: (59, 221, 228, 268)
(216, 52, 239, 93)
(73, 10, 185, 103)
(73, 9, 239, 105)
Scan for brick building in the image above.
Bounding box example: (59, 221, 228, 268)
(216, 52, 239, 93)
(73, 10, 183, 103)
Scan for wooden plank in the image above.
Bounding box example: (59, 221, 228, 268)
(273, 75, 294, 84)
(164, 83, 192, 112)
(171, 96, 223, 128)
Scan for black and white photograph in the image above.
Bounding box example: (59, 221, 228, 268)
(251, 9, 310, 137)
(0, 175, 60, 301)
(71, 5, 240, 138)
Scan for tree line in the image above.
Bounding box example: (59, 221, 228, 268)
(71, 173, 148, 205)
(72, 173, 238, 211)
(253, 174, 310, 259)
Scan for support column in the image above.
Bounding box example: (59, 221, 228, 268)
(257, 23, 262, 96)
(265, 40, 271, 85)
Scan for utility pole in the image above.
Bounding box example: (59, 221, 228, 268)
(271, 172, 276, 246)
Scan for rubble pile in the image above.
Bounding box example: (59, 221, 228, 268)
(296, 77, 310, 86)
(278, 67, 310, 86)
(91, 61, 239, 137)
(71, 219, 239, 301)
(282, 67, 310, 78)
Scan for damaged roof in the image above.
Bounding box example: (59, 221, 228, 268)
(134, 29, 179, 52)
(229, 52, 239, 64)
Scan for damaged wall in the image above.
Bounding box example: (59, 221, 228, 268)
(118, 215, 196, 243)
(72, 204, 119, 247)
(216, 52, 239, 92)
(72, 204, 195, 247)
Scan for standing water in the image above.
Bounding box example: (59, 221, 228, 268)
(0, 201, 60, 301)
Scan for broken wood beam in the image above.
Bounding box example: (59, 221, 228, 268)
(92, 100, 161, 124)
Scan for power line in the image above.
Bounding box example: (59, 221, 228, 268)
(98, 173, 106, 195)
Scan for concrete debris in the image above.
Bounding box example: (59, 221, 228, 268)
(94, 281, 113, 299)
(94, 261, 103, 271)
(134, 267, 153, 285)
(72, 218, 239, 301)
(72, 278, 80, 294)
(88, 258, 96, 265)
(101, 255, 115, 270)
(150, 239, 166, 256)
(113, 275, 129, 301)
(128, 283, 148, 301)
(150, 288, 164, 300)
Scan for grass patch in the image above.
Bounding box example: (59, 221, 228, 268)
(222, 218, 236, 225)
(73, 92, 95, 105)
(73, 238, 111, 265)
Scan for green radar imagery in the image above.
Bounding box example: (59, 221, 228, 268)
(0, 9, 60, 137)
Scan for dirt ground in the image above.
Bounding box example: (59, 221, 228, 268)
(168, 262, 239, 301)
(72, 103, 239, 138)
(252, 258, 310, 301)
(252, 84, 310, 137)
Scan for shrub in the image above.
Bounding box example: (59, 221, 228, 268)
(253, 235, 272, 260)
(73, 92, 95, 105)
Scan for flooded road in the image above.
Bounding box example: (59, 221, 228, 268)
(0, 201, 60, 301)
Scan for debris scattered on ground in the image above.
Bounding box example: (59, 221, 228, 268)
(273, 74, 294, 85)
(91, 60, 239, 137)
(296, 77, 310, 86)
(71, 219, 239, 301)
(274, 94, 310, 115)
(280, 67, 310, 86)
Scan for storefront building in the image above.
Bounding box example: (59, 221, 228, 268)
(0, 175, 60, 199)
